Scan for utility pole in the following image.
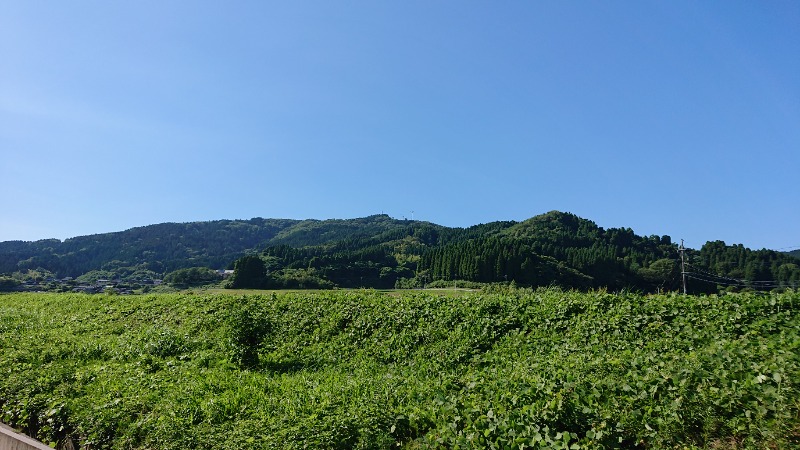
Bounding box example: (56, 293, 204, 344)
(679, 239, 687, 295)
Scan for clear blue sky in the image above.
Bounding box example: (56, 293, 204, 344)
(2, 1, 798, 251)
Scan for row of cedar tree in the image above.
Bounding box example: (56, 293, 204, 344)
(229, 211, 800, 294)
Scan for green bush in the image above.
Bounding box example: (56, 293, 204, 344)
(0, 276, 20, 291)
(270, 268, 335, 289)
(163, 267, 220, 287)
(225, 296, 271, 369)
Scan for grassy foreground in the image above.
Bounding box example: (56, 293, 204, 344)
(0, 289, 798, 449)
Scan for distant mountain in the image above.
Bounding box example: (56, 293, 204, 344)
(228, 211, 800, 292)
(788, 249, 800, 259)
(0, 218, 300, 277)
(2, 212, 798, 293)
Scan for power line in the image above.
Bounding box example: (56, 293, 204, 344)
(675, 243, 800, 291)
(683, 264, 800, 289)
(685, 274, 748, 287)
(683, 263, 787, 285)
(685, 273, 800, 289)
(686, 273, 799, 288)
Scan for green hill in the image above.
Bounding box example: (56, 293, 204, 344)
(0, 218, 300, 277)
(2, 212, 798, 293)
(227, 211, 800, 293)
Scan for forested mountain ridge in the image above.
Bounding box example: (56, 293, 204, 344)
(0, 214, 507, 280)
(227, 211, 800, 293)
(415, 211, 676, 290)
(0, 219, 300, 278)
(267, 215, 445, 248)
(2, 211, 798, 293)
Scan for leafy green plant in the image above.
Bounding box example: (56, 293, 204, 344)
(0, 289, 797, 448)
(225, 296, 271, 369)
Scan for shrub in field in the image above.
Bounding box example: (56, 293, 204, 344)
(225, 296, 271, 369)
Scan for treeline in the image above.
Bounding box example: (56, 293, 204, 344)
(3, 212, 798, 293)
(419, 239, 593, 289)
(688, 240, 800, 293)
(0, 215, 446, 280)
(228, 211, 800, 293)
(224, 218, 520, 289)
(0, 219, 300, 278)
(417, 213, 677, 291)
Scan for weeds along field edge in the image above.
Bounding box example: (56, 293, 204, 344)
(0, 289, 798, 449)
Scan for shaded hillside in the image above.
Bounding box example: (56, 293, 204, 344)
(268, 215, 445, 247)
(3, 212, 799, 293)
(229, 212, 679, 291)
(0, 219, 299, 277)
(230, 211, 800, 293)
(0, 215, 510, 281)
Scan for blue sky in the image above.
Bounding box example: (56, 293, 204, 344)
(1, 1, 798, 251)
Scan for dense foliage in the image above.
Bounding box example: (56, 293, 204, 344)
(162, 267, 222, 288)
(1, 289, 798, 449)
(0, 218, 301, 277)
(2, 212, 798, 294)
(689, 241, 800, 293)
(229, 212, 800, 293)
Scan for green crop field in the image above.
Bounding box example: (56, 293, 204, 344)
(0, 289, 798, 449)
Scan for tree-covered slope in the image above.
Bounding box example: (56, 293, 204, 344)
(2, 211, 798, 293)
(0, 215, 453, 280)
(0, 219, 300, 277)
(689, 241, 800, 293)
(268, 215, 446, 247)
(0, 215, 505, 280)
(418, 211, 677, 290)
(230, 212, 683, 291)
